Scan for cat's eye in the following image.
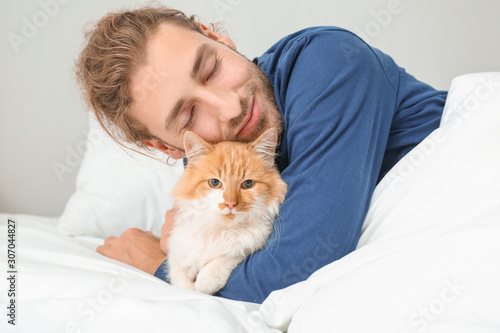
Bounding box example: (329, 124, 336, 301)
(209, 179, 222, 189)
(241, 180, 254, 189)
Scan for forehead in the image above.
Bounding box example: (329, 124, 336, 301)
(133, 23, 206, 90)
(203, 143, 266, 177)
(147, 23, 206, 64)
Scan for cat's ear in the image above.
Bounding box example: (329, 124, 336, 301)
(251, 127, 278, 167)
(183, 131, 212, 167)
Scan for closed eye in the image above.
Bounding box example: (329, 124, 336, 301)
(206, 56, 220, 81)
(181, 56, 219, 130)
(183, 105, 195, 130)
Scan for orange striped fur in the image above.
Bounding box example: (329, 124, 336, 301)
(167, 128, 287, 294)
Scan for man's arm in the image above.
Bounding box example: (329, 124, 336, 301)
(216, 29, 402, 302)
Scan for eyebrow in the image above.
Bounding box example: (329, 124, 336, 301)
(164, 43, 211, 131)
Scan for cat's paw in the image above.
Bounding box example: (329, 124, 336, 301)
(194, 268, 229, 295)
(175, 278, 195, 290)
(170, 269, 195, 290)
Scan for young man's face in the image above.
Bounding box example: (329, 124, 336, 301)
(129, 23, 282, 159)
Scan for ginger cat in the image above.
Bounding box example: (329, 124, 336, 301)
(167, 128, 287, 295)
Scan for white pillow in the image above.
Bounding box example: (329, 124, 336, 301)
(358, 71, 500, 246)
(57, 117, 184, 238)
(440, 72, 500, 127)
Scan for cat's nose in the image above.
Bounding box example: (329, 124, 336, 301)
(225, 201, 237, 210)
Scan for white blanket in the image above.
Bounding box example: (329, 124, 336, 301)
(1, 73, 500, 332)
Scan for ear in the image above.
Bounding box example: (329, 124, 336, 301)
(143, 139, 184, 159)
(196, 22, 236, 50)
(183, 131, 213, 167)
(250, 127, 278, 167)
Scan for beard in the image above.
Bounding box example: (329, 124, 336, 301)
(225, 57, 283, 143)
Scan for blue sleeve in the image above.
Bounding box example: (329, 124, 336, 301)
(154, 259, 170, 282)
(217, 29, 402, 303)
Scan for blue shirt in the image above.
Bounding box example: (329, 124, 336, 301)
(155, 27, 447, 303)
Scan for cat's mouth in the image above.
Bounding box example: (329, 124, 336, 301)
(219, 205, 243, 222)
(221, 212, 236, 223)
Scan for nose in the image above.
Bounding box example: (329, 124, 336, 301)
(200, 89, 241, 123)
(225, 200, 237, 210)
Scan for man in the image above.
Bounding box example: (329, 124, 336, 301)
(77, 6, 446, 303)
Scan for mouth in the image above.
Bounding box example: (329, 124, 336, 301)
(236, 95, 260, 138)
(221, 212, 236, 223)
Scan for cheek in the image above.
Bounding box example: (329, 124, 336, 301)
(191, 116, 223, 143)
(220, 54, 251, 88)
(206, 188, 224, 209)
(239, 188, 257, 209)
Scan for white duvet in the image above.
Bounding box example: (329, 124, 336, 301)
(1, 73, 500, 332)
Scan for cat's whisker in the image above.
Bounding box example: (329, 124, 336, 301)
(268, 215, 284, 255)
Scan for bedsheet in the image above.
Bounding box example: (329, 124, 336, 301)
(1, 73, 500, 332)
(0, 214, 267, 333)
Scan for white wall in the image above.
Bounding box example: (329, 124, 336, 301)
(1, 0, 499, 216)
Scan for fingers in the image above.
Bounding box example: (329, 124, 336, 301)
(162, 210, 176, 234)
(165, 206, 178, 217)
(96, 244, 106, 255)
(96, 244, 113, 258)
(120, 227, 143, 237)
(104, 236, 117, 244)
(96, 235, 117, 258)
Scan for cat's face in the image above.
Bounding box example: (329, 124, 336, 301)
(173, 128, 287, 223)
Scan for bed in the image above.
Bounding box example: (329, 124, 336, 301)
(1, 72, 500, 332)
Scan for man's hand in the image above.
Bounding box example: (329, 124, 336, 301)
(96, 210, 177, 275)
(160, 209, 176, 253)
(97, 229, 166, 275)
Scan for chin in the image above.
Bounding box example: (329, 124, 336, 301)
(240, 116, 271, 143)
